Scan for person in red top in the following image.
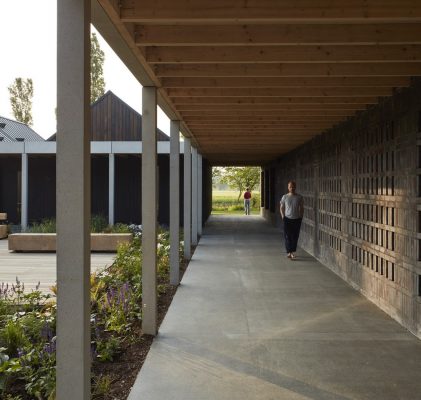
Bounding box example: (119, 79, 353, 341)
(243, 188, 252, 215)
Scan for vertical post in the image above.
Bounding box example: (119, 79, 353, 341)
(170, 120, 180, 285)
(191, 146, 198, 246)
(184, 137, 192, 260)
(56, 0, 91, 398)
(21, 153, 28, 230)
(142, 86, 158, 335)
(108, 153, 115, 225)
(198, 154, 203, 236)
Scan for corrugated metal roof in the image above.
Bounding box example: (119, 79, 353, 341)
(0, 127, 13, 142)
(0, 116, 45, 142)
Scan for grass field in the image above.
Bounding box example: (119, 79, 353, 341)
(212, 190, 261, 215)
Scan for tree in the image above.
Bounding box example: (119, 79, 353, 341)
(91, 32, 105, 103)
(8, 78, 34, 126)
(220, 167, 261, 201)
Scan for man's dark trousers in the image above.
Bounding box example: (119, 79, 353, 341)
(283, 217, 302, 253)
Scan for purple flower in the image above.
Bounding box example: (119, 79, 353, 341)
(41, 322, 53, 341)
(91, 343, 98, 360)
(106, 287, 116, 308)
(43, 337, 57, 355)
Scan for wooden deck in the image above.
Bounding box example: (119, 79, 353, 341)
(0, 238, 115, 294)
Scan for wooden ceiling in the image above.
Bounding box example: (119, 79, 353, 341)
(96, 0, 421, 165)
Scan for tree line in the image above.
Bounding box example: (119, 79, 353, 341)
(7, 33, 105, 127)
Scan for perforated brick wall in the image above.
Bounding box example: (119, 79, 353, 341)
(263, 79, 421, 338)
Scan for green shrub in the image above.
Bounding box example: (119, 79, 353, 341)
(0, 226, 177, 399)
(27, 216, 133, 235)
(92, 374, 112, 398)
(212, 191, 260, 213)
(91, 214, 108, 233)
(27, 218, 56, 233)
(0, 320, 29, 358)
(228, 204, 244, 211)
(108, 223, 131, 233)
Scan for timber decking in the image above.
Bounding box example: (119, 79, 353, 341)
(0, 239, 115, 294)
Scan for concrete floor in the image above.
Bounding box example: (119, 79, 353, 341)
(0, 239, 115, 293)
(129, 215, 421, 400)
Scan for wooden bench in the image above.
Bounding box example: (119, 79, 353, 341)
(8, 233, 132, 252)
(0, 213, 7, 239)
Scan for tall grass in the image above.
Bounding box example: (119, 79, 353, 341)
(26, 215, 132, 233)
(212, 190, 260, 214)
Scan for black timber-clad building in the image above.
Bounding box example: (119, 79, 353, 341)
(0, 91, 212, 226)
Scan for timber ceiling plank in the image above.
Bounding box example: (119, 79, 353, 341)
(98, 0, 421, 164)
(120, 1, 421, 23)
(135, 23, 421, 46)
(146, 45, 421, 63)
(166, 87, 392, 97)
(154, 63, 421, 77)
(172, 96, 379, 104)
(160, 77, 411, 88)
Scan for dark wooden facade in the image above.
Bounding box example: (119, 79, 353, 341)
(0, 153, 212, 227)
(0, 156, 20, 224)
(90, 91, 169, 142)
(1, 91, 212, 228)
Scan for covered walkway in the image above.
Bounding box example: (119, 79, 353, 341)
(129, 215, 421, 400)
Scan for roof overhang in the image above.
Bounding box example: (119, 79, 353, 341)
(92, 0, 421, 165)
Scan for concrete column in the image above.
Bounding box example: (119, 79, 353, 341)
(184, 138, 192, 260)
(192, 146, 198, 246)
(170, 120, 180, 285)
(108, 153, 115, 225)
(198, 154, 203, 236)
(141, 86, 158, 335)
(56, 0, 91, 398)
(21, 153, 28, 230)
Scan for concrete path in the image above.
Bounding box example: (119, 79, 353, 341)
(129, 215, 421, 400)
(0, 239, 115, 293)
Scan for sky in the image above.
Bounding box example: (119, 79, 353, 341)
(0, 0, 170, 139)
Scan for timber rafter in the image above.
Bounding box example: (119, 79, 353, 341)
(95, 0, 421, 164)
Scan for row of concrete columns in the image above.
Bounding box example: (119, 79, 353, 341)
(142, 88, 204, 334)
(56, 4, 203, 396)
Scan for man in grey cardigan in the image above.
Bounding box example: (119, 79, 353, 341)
(280, 181, 304, 260)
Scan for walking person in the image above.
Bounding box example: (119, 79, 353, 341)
(244, 187, 252, 215)
(280, 181, 304, 260)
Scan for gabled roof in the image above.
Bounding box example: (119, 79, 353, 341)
(92, 90, 169, 141)
(0, 116, 45, 142)
(48, 91, 170, 142)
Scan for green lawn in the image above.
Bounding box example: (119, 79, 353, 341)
(212, 190, 260, 215)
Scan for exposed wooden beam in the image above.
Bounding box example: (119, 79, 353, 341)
(185, 117, 342, 123)
(135, 23, 421, 45)
(189, 123, 333, 130)
(167, 87, 391, 97)
(146, 45, 421, 64)
(178, 104, 366, 111)
(185, 120, 342, 126)
(160, 76, 410, 88)
(192, 129, 324, 134)
(188, 121, 332, 126)
(181, 110, 356, 117)
(202, 147, 306, 153)
(120, 1, 421, 23)
(188, 125, 333, 131)
(154, 62, 421, 77)
(172, 96, 377, 104)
